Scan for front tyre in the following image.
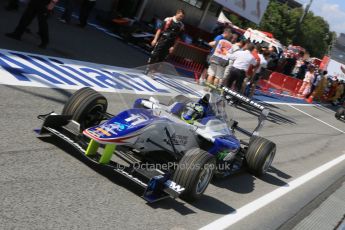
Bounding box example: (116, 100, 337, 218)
(62, 87, 108, 130)
(246, 136, 276, 176)
(173, 148, 215, 201)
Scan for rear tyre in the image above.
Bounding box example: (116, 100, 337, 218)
(335, 107, 345, 120)
(246, 136, 276, 176)
(168, 95, 193, 106)
(173, 148, 215, 201)
(62, 87, 108, 130)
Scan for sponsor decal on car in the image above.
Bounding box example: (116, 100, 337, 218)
(96, 127, 111, 137)
(164, 180, 185, 193)
(223, 87, 266, 110)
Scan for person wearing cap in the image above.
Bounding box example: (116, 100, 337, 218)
(199, 28, 232, 86)
(206, 28, 233, 87)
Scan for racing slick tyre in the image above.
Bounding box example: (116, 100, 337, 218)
(173, 148, 216, 201)
(168, 95, 193, 106)
(335, 107, 345, 120)
(62, 87, 94, 115)
(62, 87, 108, 130)
(246, 136, 276, 176)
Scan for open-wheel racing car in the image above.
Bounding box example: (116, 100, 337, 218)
(36, 86, 276, 203)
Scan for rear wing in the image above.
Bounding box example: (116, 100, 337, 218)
(222, 86, 270, 137)
(222, 87, 266, 111)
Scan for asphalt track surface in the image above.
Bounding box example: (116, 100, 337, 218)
(1, 4, 345, 230)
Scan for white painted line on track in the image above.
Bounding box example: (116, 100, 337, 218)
(315, 104, 342, 114)
(264, 102, 315, 106)
(200, 153, 345, 230)
(289, 105, 345, 134)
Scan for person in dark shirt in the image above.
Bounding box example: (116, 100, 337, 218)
(267, 46, 279, 71)
(296, 60, 309, 80)
(147, 9, 185, 66)
(5, 0, 58, 49)
(283, 55, 297, 76)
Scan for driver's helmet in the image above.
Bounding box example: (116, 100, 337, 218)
(181, 94, 210, 124)
(198, 94, 210, 106)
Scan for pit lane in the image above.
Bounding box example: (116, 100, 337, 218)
(1, 7, 345, 229)
(1, 83, 344, 230)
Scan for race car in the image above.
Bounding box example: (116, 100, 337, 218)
(335, 105, 345, 120)
(35, 86, 276, 203)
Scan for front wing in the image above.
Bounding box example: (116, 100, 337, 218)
(35, 113, 185, 203)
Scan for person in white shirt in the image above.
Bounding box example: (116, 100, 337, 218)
(223, 40, 246, 83)
(248, 49, 270, 98)
(224, 42, 257, 92)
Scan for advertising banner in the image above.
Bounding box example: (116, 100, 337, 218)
(0, 49, 202, 97)
(214, 0, 270, 24)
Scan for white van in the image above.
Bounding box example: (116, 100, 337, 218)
(243, 28, 284, 54)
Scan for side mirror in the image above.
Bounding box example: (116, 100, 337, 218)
(149, 97, 160, 105)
